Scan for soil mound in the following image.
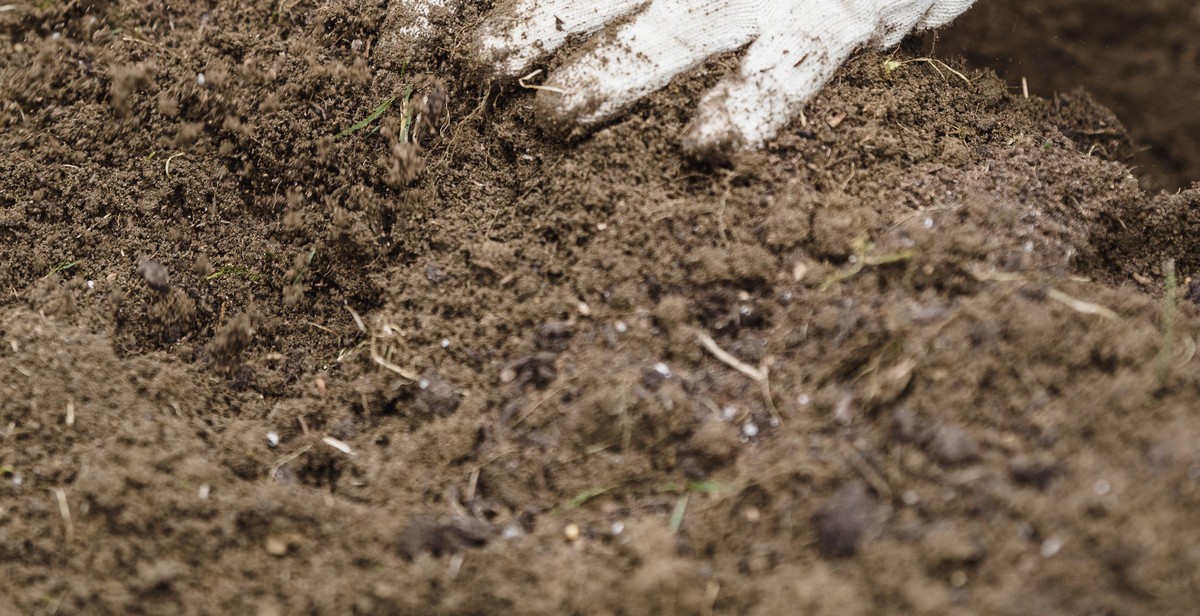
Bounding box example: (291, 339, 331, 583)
(3, 1, 1199, 614)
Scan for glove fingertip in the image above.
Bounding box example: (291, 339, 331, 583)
(532, 86, 600, 141)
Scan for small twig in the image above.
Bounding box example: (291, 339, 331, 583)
(369, 335, 419, 381)
(759, 364, 783, 426)
(518, 69, 570, 95)
(50, 487, 73, 543)
(698, 333, 766, 382)
(164, 152, 185, 177)
(344, 304, 366, 334)
(268, 444, 313, 480)
(321, 436, 353, 456)
(1046, 288, 1118, 320)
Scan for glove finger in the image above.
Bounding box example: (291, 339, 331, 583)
(534, 0, 759, 135)
(477, 0, 649, 76)
(876, 0, 974, 47)
(916, 0, 975, 29)
(682, 0, 874, 155)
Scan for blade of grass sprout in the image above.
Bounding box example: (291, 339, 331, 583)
(669, 493, 690, 534)
(687, 480, 721, 494)
(336, 95, 398, 138)
(567, 486, 613, 509)
(397, 86, 416, 142)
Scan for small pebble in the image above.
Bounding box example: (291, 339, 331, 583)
(1094, 479, 1111, 496)
(564, 523, 581, 542)
(440, 338, 450, 349)
(196, 72, 206, 86)
(610, 521, 625, 535)
(1040, 537, 1063, 558)
(742, 422, 759, 438)
(198, 484, 211, 500)
(653, 362, 671, 377)
(614, 320, 628, 334)
(265, 537, 288, 556)
(950, 570, 968, 588)
(266, 431, 280, 448)
(797, 394, 812, 406)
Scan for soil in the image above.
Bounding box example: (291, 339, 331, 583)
(3, 1, 1200, 615)
(938, 0, 1200, 192)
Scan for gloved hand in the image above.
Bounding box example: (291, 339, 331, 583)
(475, 0, 976, 154)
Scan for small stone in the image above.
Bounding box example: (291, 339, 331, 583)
(265, 537, 288, 556)
(564, 523, 581, 542)
(1040, 537, 1063, 558)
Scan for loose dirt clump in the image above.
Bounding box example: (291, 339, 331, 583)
(3, 1, 1200, 614)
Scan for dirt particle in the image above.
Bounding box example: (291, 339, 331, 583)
(926, 424, 980, 465)
(502, 352, 558, 388)
(1008, 456, 1061, 490)
(535, 320, 571, 352)
(814, 481, 880, 558)
(424, 264, 450, 285)
(137, 260, 170, 293)
(208, 313, 254, 370)
(414, 373, 461, 417)
(397, 516, 494, 560)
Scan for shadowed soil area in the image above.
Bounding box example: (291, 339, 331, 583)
(3, 1, 1200, 614)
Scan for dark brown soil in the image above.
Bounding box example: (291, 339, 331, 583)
(3, 1, 1200, 614)
(939, 0, 1200, 192)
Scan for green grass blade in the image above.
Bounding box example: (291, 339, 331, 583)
(336, 95, 398, 138)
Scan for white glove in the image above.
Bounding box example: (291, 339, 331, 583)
(476, 0, 975, 154)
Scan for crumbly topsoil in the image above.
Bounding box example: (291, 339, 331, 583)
(939, 0, 1200, 192)
(3, 1, 1200, 615)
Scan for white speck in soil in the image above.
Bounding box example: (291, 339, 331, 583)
(11, 474, 22, 487)
(1024, 240, 1034, 252)
(1041, 536, 1064, 558)
(611, 521, 625, 536)
(797, 394, 812, 406)
(87, 280, 95, 289)
(1094, 479, 1111, 495)
(614, 320, 628, 334)
(742, 422, 759, 438)
(419, 378, 430, 390)
(266, 431, 280, 448)
(501, 526, 523, 540)
(197, 72, 206, 86)
(721, 406, 737, 421)
(654, 362, 671, 377)
(923, 217, 935, 229)
(902, 490, 920, 506)
(441, 338, 450, 349)
(198, 484, 210, 500)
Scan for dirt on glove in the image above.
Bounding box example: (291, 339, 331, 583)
(2, 0, 1199, 614)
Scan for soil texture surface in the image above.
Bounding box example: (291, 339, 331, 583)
(3, 1, 1200, 614)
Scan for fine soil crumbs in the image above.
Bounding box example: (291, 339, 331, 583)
(3, 1, 1200, 614)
